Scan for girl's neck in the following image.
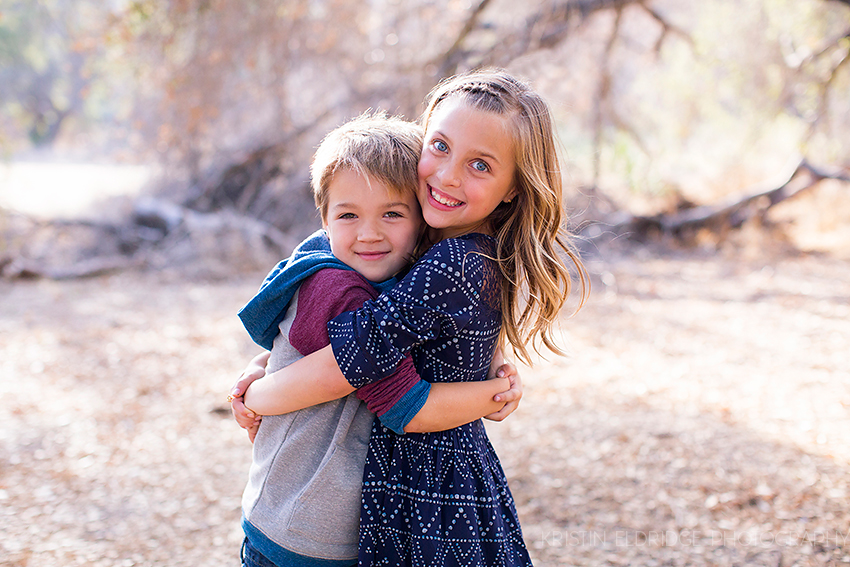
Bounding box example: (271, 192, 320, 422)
(431, 222, 493, 242)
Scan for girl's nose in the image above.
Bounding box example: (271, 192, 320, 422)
(437, 160, 461, 188)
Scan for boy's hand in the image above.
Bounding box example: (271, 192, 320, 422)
(230, 351, 271, 399)
(484, 362, 522, 422)
(229, 352, 270, 442)
(231, 394, 262, 438)
(244, 420, 261, 443)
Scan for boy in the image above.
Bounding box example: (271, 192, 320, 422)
(231, 113, 516, 567)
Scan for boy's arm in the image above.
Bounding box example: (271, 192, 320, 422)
(369, 343, 520, 433)
(485, 346, 523, 421)
(403, 377, 510, 432)
(241, 269, 369, 417)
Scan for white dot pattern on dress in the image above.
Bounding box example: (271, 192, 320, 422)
(329, 235, 532, 567)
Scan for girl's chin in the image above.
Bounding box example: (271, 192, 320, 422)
(423, 208, 453, 227)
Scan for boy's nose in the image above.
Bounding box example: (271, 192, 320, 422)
(357, 222, 382, 242)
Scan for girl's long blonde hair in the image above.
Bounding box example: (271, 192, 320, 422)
(422, 69, 589, 365)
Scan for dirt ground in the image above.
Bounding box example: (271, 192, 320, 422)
(1, 239, 849, 566)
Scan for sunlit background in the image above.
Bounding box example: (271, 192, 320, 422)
(2, 0, 849, 250)
(2, 1, 849, 566)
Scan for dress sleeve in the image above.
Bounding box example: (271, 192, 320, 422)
(328, 236, 492, 388)
(292, 269, 430, 433)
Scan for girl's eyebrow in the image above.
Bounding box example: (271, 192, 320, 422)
(433, 129, 503, 166)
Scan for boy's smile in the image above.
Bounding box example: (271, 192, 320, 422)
(323, 168, 422, 282)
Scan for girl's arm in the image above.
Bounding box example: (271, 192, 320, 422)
(241, 344, 522, 430)
(230, 350, 271, 400)
(242, 344, 350, 415)
(405, 346, 521, 432)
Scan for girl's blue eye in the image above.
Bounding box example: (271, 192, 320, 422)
(433, 140, 448, 152)
(472, 160, 489, 173)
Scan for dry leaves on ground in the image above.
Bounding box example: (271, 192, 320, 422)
(1, 246, 848, 566)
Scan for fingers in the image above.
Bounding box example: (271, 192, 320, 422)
(231, 396, 262, 429)
(493, 363, 522, 404)
(492, 382, 522, 404)
(230, 371, 261, 398)
(496, 361, 518, 378)
(484, 400, 516, 422)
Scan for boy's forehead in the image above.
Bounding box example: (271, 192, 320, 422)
(326, 169, 417, 208)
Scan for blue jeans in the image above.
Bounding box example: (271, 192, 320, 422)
(240, 538, 356, 567)
(241, 538, 278, 567)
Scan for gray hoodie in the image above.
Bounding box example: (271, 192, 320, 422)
(240, 288, 373, 561)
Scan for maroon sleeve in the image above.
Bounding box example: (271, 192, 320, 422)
(290, 269, 376, 356)
(355, 356, 421, 416)
(290, 269, 422, 416)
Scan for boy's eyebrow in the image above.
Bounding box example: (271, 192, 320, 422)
(330, 201, 412, 210)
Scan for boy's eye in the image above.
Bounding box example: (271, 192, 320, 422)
(471, 160, 489, 173)
(385, 211, 403, 218)
(339, 212, 356, 219)
(433, 140, 448, 153)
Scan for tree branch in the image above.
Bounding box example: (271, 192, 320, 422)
(435, 0, 496, 77)
(808, 29, 850, 136)
(592, 7, 623, 186)
(638, 1, 694, 53)
(589, 160, 850, 242)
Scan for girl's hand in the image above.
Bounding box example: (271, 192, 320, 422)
(485, 362, 522, 422)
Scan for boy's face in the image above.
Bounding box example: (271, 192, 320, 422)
(323, 168, 423, 282)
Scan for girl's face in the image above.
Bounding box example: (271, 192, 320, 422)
(417, 97, 517, 240)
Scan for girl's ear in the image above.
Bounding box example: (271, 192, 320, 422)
(502, 187, 518, 204)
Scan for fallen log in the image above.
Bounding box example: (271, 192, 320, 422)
(2, 255, 142, 280)
(586, 160, 850, 242)
(1, 199, 301, 280)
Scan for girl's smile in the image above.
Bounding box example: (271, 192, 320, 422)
(418, 97, 517, 239)
(428, 185, 464, 208)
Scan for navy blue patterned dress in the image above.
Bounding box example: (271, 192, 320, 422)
(328, 234, 533, 567)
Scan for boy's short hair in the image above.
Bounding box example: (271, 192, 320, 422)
(311, 112, 423, 220)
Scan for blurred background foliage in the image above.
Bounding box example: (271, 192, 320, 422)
(1, 0, 848, 241)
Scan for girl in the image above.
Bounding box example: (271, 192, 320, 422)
(239, 68, 588, 566)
